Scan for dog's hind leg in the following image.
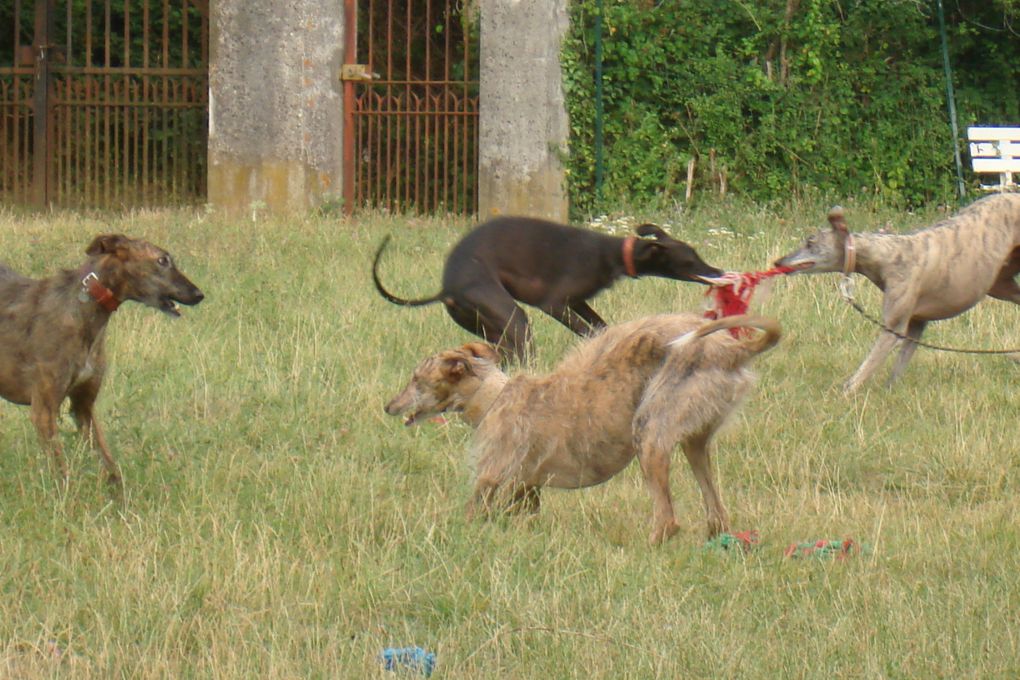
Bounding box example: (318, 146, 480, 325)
(69, 384, 121, 487)
(448, 289, 532, 362)
(635, 437, 681, 545)
(491, 307, 532, 362)
(507, 484, 541, 514)
(988, 251, 1020, 304)
(466, 475, 500, 520)
(681, 432, 729, 539)
(887, 319, 927, 387)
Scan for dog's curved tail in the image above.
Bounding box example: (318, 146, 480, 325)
(372, 235, 446, 307)
(669, 314, 782, 359)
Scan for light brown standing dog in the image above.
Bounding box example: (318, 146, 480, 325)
(385, 313, 780, 545)
(775, 193, 1020, 391)
(0, 234, 204, 485)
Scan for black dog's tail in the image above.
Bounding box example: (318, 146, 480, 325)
(372, 235, 446, 307)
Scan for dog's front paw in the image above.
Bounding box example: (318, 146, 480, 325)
(842, 378, 862, 395)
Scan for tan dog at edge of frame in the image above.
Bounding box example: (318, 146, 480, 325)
(775, 193, 1020, 391)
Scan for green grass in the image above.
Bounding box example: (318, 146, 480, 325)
(0, 201, 1018, 678)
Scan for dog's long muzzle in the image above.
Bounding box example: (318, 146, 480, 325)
(696, 274, 736, 286)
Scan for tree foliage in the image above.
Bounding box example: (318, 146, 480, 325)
(562, 0, 1020, 213)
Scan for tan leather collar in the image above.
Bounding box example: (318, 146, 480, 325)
(81, 271, 121, 312)
(842, 233, 857, 276)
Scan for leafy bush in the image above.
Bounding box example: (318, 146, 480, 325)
(563, 0, 1020, 214)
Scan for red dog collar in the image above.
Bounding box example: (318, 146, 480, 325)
(622, 236, 638, 278)
(81, 271, 121, 312)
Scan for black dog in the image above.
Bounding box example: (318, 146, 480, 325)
(372, 216, 724, 360)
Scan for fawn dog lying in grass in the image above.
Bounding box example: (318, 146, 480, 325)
(775, 193, 1020, 391)
(0, 234, 204, 485)
(385, 313, 781, 545)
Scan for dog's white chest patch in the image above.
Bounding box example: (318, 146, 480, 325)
(73, 359, 95, 386)
(72, 348, 104, 387)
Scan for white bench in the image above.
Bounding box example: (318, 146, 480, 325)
(967, 126, 1020, 191)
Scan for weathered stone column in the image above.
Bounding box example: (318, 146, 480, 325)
(208, 1, 344, 215)
(479, 0, 570, 222)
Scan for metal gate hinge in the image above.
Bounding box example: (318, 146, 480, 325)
(340, 64, 377, 82)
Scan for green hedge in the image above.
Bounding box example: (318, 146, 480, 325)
(562, 0, 1020, 213)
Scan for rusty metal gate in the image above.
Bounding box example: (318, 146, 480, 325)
(0, 0, 207, 209)
(342, 0, 479, 215)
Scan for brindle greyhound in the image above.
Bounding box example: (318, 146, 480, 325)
(0, 234, 204, 485)
(372, 216, 724, 361)
(775, 193, 1020, 391)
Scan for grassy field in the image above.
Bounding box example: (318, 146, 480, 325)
(0, 200, 1017, 678)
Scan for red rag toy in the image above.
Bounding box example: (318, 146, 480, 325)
(704, 266, 795, 333)
(784, 538, 860, 560)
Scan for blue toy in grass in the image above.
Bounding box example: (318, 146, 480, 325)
(380, 646, 436, 677)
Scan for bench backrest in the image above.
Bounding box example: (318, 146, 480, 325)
(967, 126, 1020, 190)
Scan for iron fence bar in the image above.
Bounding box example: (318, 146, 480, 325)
(442, 1, 450, 210)
(60, 78, 68, 202)
(143, 0, 150, 205)
(460, 23, 467, 212)
(87, 78, 94, 204)
(1, 83, 6, 195)
(413, 91, 421, 211)
(161, 0, 169, 202)
(103, 0, 111, 207)
(384, 0, 393, 210)
(424, 0, 431, 210)
(52, 96, 203, 109)
(51, 66, 205, 76)
(403, 0, 410, 209)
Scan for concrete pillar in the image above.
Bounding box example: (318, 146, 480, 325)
(208, 1, 344, 215)
(479, 0, 570, 222)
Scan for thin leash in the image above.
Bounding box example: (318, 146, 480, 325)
(838, 234, 1020, 356)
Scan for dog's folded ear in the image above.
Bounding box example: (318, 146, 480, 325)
(444, 343, 499, 381)
(86, 234, 132, 258)
(444, 357, 469, 380)
(827, 206, 848, 233)
(462, 342, 500, 363)
(635, 223, 672, 241)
